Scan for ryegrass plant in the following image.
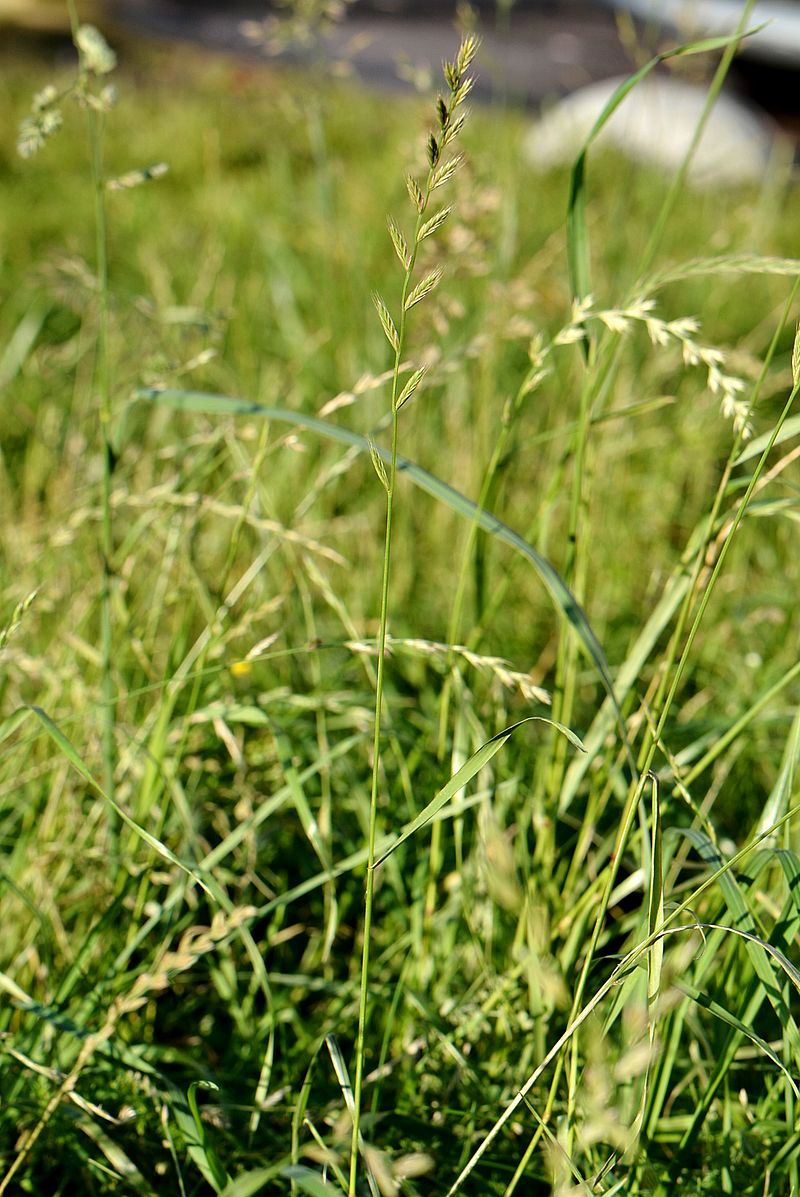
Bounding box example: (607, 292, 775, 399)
(350, 39, 480, 1196)
(3, 14, 800, 1196)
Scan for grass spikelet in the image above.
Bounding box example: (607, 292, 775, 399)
(394, 365, 426, 411)
(418, 205, 452, 242)
(371, 291, 399, 351)
(386, 215, 410, 269)
(404, 266, 442, 310)
(405, 173, 424, 212)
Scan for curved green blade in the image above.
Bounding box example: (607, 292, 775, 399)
(567, 29, 763, 304)
(137, 386, 621, 719)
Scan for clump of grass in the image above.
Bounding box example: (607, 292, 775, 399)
(3, 12, 800, 1197)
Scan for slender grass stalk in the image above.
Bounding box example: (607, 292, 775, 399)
(348, 37, 478, 1194)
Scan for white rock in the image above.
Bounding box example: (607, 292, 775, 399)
(525, 74, 775, 187)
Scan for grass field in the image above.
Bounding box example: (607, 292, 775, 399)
(3, 13, 800, 1196)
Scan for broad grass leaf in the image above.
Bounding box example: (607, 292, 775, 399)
(137, 388, 621, 725)
(0, 303, 47, 388)
(191, 703, 270, 726)
(373, 716, 584, 868)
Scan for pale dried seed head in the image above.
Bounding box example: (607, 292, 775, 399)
(76, 25, 117, 75)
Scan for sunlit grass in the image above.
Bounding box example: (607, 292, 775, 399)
(2, 23, 800, 1196)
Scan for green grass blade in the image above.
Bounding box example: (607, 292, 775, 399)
(0, 303, 47, 389)
(326, 1034, 356, 1119)
(280, 1168, 344, 1197)
(219, 1168, 284, 1197)
(292, 1044, 323, 1193)
(0, 708, 31, 747)
(677, 981, 799, 1096)
(567, 30, 763, 302)
(776, 850, 800, 920)
(701, 921, 800, 994)
(647, 773, 664, 1009)
(325, 1036, 378, 1197)
(559, 565, 692, 813)
(373, 716, 584, 868)
(186, 1081, 229, 1193)
(684, 828, 800, 1061)
(734, 413, 800, 465)
(675, 874, 800, 1155)
(137, 387, 621, 721)
(257, 783, 496, 918)
(756, 707, 800, 837)
(29, 705, 217, 899)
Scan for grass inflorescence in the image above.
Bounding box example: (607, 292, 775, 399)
(2, 14, 800, 1197)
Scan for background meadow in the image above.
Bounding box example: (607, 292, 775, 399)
(2, 13, 800, 1195)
